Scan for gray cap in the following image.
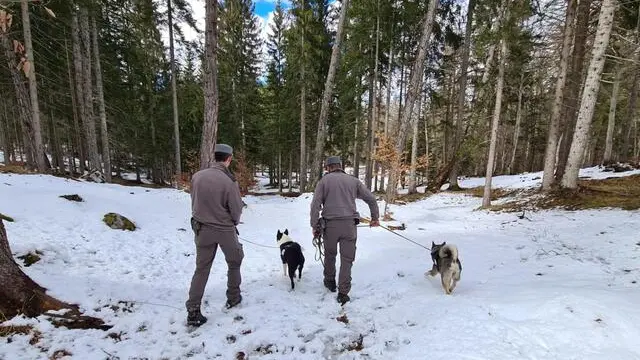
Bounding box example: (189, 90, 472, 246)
(325, 156, 341, 166)
(214, 144, 233, 155)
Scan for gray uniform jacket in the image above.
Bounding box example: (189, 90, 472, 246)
(191, 163, 244, 231)
(310, 170, 380, 228)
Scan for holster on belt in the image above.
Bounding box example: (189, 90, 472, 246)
(190, 217, 202, 236)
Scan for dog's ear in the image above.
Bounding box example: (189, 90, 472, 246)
(284, 229, 289, 235)
(432, 241, 436, 246)
(442, 241, 446, 245)
(277, 230, 282, 239)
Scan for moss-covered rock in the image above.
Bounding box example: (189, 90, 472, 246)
(103, 213, 136, 231)
(17, 250, 43, 267)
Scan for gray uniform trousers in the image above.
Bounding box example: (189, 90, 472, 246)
(185, 224, 244, 310)
(322, 219, 357, 295)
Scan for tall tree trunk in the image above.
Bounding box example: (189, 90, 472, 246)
(556, 0, 591, 182)
(0, 101, 11, 164)
(603, 67, 622, 164)
(21, 0, 47, 172)
(353, 96, 361, 179)
(200, 0, 219, 170)
(386, 0, 438, 202)
(509, 72, 525, 174)
(278, 150, 283, 193)
(482, 40, 507, 208)
(408, 97, 422, 194)
(365, 73, 374, 189)
(299, 0, 307, 192)
(1, 30, 36, 168)
(91, 16, 111, 182)
(448, 0, 475, 190)
(542, 0, 577, 190)
(65, 37, 85, 174)
(288, 153, 293, 192)
(167, 0, 182, 183)
(620, 8, 640, 162)
(77, 7, 101, 173)
(372, 1, 381, 190)
(561, 0, 616, 189)
(310, 0, 350, 186)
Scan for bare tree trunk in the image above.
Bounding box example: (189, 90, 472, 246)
(372, 1, 381, 190)
(288, 153, 293, 192)
(509, 72, 525, 174)
(65, 37, 84, 174)
(603, 67, 622, 163)
(167, 0, 182, 183)
(21, 0, 47, 172)
(91, 16, 111, 181)
(1, 31, 36, 168)
(424, 102, 430, 182)
(200, 0, 219, 170)
(482, 40, 507, 208)
(278, 150, 283, 193)
(448, 0, 475, 189)
(561, 0, 616, 189)
(299, 0, 307, 192)
(0, 101, 11, 164)
(542, 0, 576, 190)
(353, 96, 361, 179)
(556, 0, 591, 182)
(386, 0, 438, 202)
(408, 97, 422, 193)
(620, 9, 640, 162)
(78, 7, 101, 173)
(310, 0, 350, 187)
(365, 73, 374, 189)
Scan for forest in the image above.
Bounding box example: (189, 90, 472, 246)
(1, 0, 639, 202)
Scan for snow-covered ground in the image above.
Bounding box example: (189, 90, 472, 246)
(1, 168, 640, 359)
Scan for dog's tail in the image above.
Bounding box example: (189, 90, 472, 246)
(439, 244, 458, 260)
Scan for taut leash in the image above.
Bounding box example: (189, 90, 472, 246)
(362, 217, 431, 251)
(238, 236, 280, 249)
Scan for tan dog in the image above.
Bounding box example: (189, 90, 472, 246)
(426, 241, 462, 295)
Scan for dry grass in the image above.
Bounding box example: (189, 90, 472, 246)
(462, 186, 521, 201)
(490, 174, 640, 212)
(0, 164, 34, 174)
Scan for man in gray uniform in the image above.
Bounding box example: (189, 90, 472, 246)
(186, 144, 245, 326)
(310, 156, 380, 305)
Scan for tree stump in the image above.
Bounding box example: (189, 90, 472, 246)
(0, 219, 110, 330)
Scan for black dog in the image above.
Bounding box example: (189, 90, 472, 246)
(276, 229, 305, 290)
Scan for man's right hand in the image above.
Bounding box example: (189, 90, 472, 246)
(369, 219, 380, 227)
(312, 228, 321, 238)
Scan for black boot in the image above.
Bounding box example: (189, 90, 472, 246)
(225, 295, 242, 310)
(324, 279, 337, 293)
(187, 308, 207, 327)
(337, 293, 350, 305)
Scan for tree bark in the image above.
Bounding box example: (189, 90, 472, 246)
(365, 72, 374, 189)
(556, 0, 591, 182)
(91, 16, 111, 182)
(79, 7, 101, 174)
(1, 33, 36, 168)
(310, 0, 350, 187)
(448, 0, 475, 190)
(509, 72, 525, 174)
(65, 37, 85, 174)
(353, 95, 361, 179)
(561, 0, 616, 189)
(542, 0, 576, 190)
(408, 97, 422, 193)
(20, 0, 47, 172)
(386, 0, 438, 202)
(482, 40, 507, 208)
(168, 0, 182, 183)
(603, 67, 622, 163)
(0, 219, 109, 329)
(620, 8, 640, 162)
(299, 0, 307, 192)
(200, 0, 220, 170)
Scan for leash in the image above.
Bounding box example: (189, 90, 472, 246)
(238, 236, 280, 249)
(362, 217, 431, 251)
(312, 234, 325, 268)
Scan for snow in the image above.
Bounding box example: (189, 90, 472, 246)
(1, 169, 640, 359)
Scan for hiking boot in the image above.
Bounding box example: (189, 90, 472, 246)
(337, 293, 350, 305)
(324, 279, 337, 293)
(187, 308, 207, 327)
(225, 295, 242, 310)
